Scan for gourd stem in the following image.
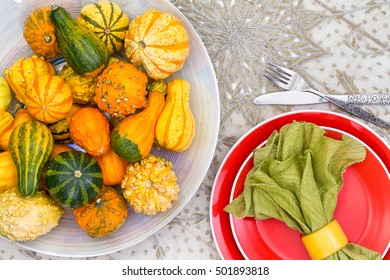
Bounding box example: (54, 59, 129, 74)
(96, 198, 103, 208)
(43, 33, 53, 43)
(51, 4, 58, 11)
(138, 40, 146, 49)
(74, 170, 83, 178)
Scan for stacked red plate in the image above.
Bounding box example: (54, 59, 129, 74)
(210, 110, 390, 260)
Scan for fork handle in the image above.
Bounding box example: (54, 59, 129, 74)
(309, 90, 390, 129)
(347, 94, 390, 105)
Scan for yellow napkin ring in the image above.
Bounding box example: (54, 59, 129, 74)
(301, 219, 348, 260)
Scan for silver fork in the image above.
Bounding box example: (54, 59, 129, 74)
(263, 62, 390, 129)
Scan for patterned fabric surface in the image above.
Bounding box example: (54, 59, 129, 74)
(1, 0, 389, 260)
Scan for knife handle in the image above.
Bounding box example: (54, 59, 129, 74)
(308, 90, 390, 129)
(321, 95, 390, 129)
(347, 94, 390, 105)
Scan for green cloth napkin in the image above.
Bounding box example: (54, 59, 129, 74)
(224, 121, 381, 260)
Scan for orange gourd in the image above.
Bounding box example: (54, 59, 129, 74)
(24, 75, 73, 123)
(124, 9, 190, 80)
(74, 186, 128, 238)
(4, 55, 56, 103)
(69, 107, 111, 156)
(94, 148, 128, 186)
(51, 144, 73, 159)
(94, 61, 148, 117)
(23, 6, 61, 59)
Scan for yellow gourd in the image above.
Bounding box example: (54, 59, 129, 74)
(0, 76, 12, 112)
(78, 1, 129, 54)
(59, 64, 97, 104)
(0, 111, 14, 138)
(4, 55, 56, 103)
(0, 188, 63, 241)
(155, 80, 195, 152)
(124, 9, 190, 80)
(0, 151, 17, 193)
(121, 154, 179, 215)
(0, 109, 33, 150)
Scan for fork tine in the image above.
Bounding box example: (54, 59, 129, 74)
(264, 66, 290, 81)
(268, 62, 294, 76)
(263, 72, 289, 90)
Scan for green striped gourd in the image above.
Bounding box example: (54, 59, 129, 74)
(45, 150, 103, 208)
(9, 120, 54, 197)
(50, 5, 110, 78)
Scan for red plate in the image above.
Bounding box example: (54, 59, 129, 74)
(210, 110, 390, 260)
(230, 127, 390, 260)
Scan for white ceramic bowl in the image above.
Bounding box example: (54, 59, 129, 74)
(0, 0, 220, 257)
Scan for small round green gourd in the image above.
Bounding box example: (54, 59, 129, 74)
(45, 150, 103, 208)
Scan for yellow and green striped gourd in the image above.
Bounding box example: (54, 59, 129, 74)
(9, 120, 54, 197)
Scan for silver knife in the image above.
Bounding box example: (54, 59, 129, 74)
(253, 91, 390, 105)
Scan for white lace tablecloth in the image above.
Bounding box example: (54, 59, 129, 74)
(1, 0, 389, 260)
